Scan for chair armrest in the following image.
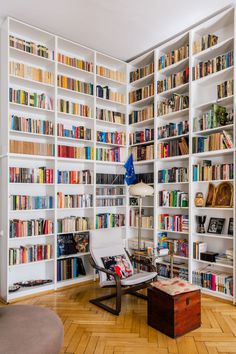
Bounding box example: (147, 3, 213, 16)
(89, 255, 121, 283)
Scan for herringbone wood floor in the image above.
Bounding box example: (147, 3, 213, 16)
(5, 281, 236, 353)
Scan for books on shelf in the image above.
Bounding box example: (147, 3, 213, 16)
(157, 93, 189, 116)
(96, 173, 124, 185)
(57, 75, 93, 95)
(193, 241, 208, 259)
(57, 145, 94, 160)
(135, 172, 154, 184)
(159, 190, 188, 207)
(9, 167, 54, 184)
(129, 62, 154, 83)
(129, 83, 154, 104)
(96, 65, 125, 82)
(9, 244, 52, 265)
(57, 257, 86, 281)
(215, 250, 233, 266)
(159, 137, 189, 158)
(96, 147, 126, 162)
(57, 217, 91, 233)
(57, 193, 93, 208)
(96, 187, 124, 195)
(129, 128, 154, 145)
(217, 80, 234, 99)
(57, 169, 92, 184)
(9, 88, 54, 110)
(57, 123, 92, 140)
(9, 218, 54, 238)
(129, 209, 153, 228)
(158, 121, 189, 139)
(9, 35, 54, 60)
(96, 213, 125, 229)
(192, 268, 233, 296)
(96, 108, 125, 125)
(157, 263, 188, 280)
(9, 61, 54, 84)
(58, 98, 92, 117)
(11, 195, 53, 210)
(96, 85, 125, 103)
(192, 34, 218, 55)
(192, 130, 233, 153)
(157, 67, 189, 93)
(158, 235, 188, 257)
(129, 104, 154, 124)
(96, 198, 124, 207)
(96, 131, 126, 145)
(192, 160, 234, 181)
(58, 52, 93, 72)
(10, 114, 54, 135)
(10, 140, 54, 156)
(158, 44, 189, 70)
(158, 167, 188, 184)
(159, 214, 189, 232)
(131, 144, 154, 161)
(193, 104, 233, 132)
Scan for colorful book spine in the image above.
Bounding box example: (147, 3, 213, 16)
(9, 88, 54, 110)
(159, 137, 189, 158)
(130, 144, 154, 161)
(158, 121, 189, 139)
(57, 193, 93, 208)
(96, 147, 126, 162)
(129, 62, 154, 82)
(192, 162, 234, 181)
(96, 187, 124, 195)
(97, 131, 126, 145)
(158, 44, 189, 70)
(129, 83, 154, 103)
(57, 217, 90, 233)
(11, 195, 53, 210)
(96, 65, 125, 82)
(9, 219, 54, 238)
(9, 62, 54, 84)
(57, 99, 92, 117)
(129, 209, 153, 229)
(217, 80, 234, 99)
(96, 85, 125, 103)
(9, 35, 54, 60)
(192, 269, 233, 296)
(157, 67, 189, 93)
(9, 167, 54, 184)
(96, 173, 124, 185)
(192, 131, 233, 153)
(157, 94, 189, 116)
(129, 104, 154, 124)
(158, 167, 188, 183)
(57, 169, 92, 184)
(10, 114, 54, 135)
(57, 75, 93, 95)
(192, 34, 218, 54)
(135, 172, 154, 184)
(58, 52, 93, 72)
(96, 108, 125, 125)
(159, 214, 189, 232)
(129, 128, 154, 145)
(57, 257, 86, 281)
(159, 190, 188, 207)
(9, 244, 52, 265)
(57, 123, 92, 140)
(57, 145, 94, 160)
(96, 213, 125, 229)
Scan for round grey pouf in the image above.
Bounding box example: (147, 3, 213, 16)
(0, 305, 64, 354)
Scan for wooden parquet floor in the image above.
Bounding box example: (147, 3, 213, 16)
(6, 281, 236, 354)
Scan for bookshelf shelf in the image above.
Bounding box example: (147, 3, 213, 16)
(158, 181, 189, 185)
(9, 74, 55, 89)
(57, 87, 94, 100)
(193, 95, 234, 111)
(192, 179, 234, 184)
(57, 112, 94, 122)
(96, 96, 126, 107)
(56, 274, 94, 288)
(57, 62, 94, 78)
(201, 288, 233, 301)
(96, 74, 126, 87)
(157, 57, 189, 75)
(192, 36, 234, 60)
(157, 108, 189, 121)
(9, 259, 54, 269)
(57, 136, 93, 144)
(157, 230, 189, 235)
(9, 102, 55, 115)
(192, 66, 233, 85)
(133, 159, 154, 165)
(193, 124, 234, 135)
(57, 252, 90, 260)
(9, 234, 55, 241)
(8, 283, 55, 301)
(96, 141, 125, 148)
(158, 133, 189, 142)
(8, 153, 55, 160)
(9, 130, 55, 139)
(9, 46, 55, 65)
(192, 233, 233, 240)
(130, 140, 154, 147)
(193, 259, 233, 269)
(96, 119, 125, 127)
(158, 83, 189, 97)
(129, 73, 154, 87)
(192, 149, 234, 158)
(159, 155, 189, 161)
(129, 118, 155, 127)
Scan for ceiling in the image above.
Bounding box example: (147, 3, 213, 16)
(0, 0, 234, 61)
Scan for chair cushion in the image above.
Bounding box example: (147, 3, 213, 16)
(151, 277, 200, 296)
(101, 254, 133, 280)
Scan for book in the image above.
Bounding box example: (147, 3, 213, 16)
(57, 123, 92, 140)
(58, 98, 92, 117)
(96, 213, 125, 229)
(157, 67, 189, 93)
(159, 190, 188, 207)
(158, 121, 189, 139)
(58, 75, 93, 95)
(130, 144, 154, 161)
(9, 88, 54, 110)
(57, 169, 92, 184)
(10, 140, 54, 156)
(57, 257, 86, 281)
(97, 65, 125, 82)
(9, 218, 54, 238)
(10, 114, 54, 135)
(192, 161, 234, 181)
(58, 52, 93, 72)
(96, 173, 124, 185)
(9, 35, 54, 60)
(192, 34, 218, 54)
(130, 62, 154, 83)
(158, 137, 189, 158)
(217, 80, 234, 99)
(57, 217, 91, 233)
(158, 44, 189, 70)
(9, 244, 52, 265)
(96, 108, 125, 124)
(192, 131, 233, 153)
(57, 145, 94, 160)
(129, 104, 154, 124)
(129, 83, 154, 103)
(96, 147, 126, 162)
(96, 85, 125, 103)
(57, 193, 93, 208)
(157, 93, 189, 116)
(9, 61, 54, 84)
(158, 167, 188, 184)
(97, 131, 126, 145)
(9, 167, 54, 184)
(129, 209, 153, 228)
(11, 195, 53, 210)
(129, 128, 154, 145)
(159, 214, 189, 232)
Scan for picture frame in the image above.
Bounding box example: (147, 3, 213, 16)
(213, 182, 233, 208)
(207, 217, 225, 234)
(228, 218, 233, 236)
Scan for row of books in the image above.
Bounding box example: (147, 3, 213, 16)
(131, 144, 154, 161)
(156, 264, 188, 281)
(158, 235, 188, 257)
(9, 88, 54, 110)
(57, 124, 92, 140)
(158, 137, 189, 158)
(11, 195, 53, 211)
(192, 161, 234, 182)
(96, 65, 125, 82)
(129, 83, 154, 104)
(57, 193, 93, 209)
(96, 108, 125, 125)
(9, 167, 54, 184)
(57, 169, 92, 185)
(135, 172, 154, 184)
(57, 257, 86, 281)
(9, 35, 54, 60)
(9, 219, 54, 238)
(158, 120, 189, 139)
(57, 217, 91, 233)
(96, 131, 126, 145)
(58, 53, 93, 72)
(57, 75, 93, 95)
(217, 80, 234, 99)
(159, 190, 188, 208)
(96, 198, 124, 207)
(129, 209, 153, 229)
(193, 104, 233, 132)
(96, 147, 126, 162)
(157, 67, 189, 93)
(96, 173, 124, 185)
(129, 104, 154, 124)
(129, 128, 154, 145)
(129, 62, 154, 83)
(58, 99, 92, 117)
(9, 62, 54, 85)
(192, 34, 218, 55)
(158, 167, 188, 184)
(9, 244, 52, 265)
(95, 213, 125, 229)
(157, 93, 189, 116)
(192, 268, 233, 296)
(192, 130, 233, 153)
(96, 85, 125, 103)
(57, 145, 93, 160)
(10, 115, 54, 135)
(192, 50, 233, 80)
(96, 187, 124, 195)
(10, 140, 54, 156)
(158, 44, 189, 70)
(159, 214, 189, 232)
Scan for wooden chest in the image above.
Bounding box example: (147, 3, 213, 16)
(147, 286, 201, 338)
